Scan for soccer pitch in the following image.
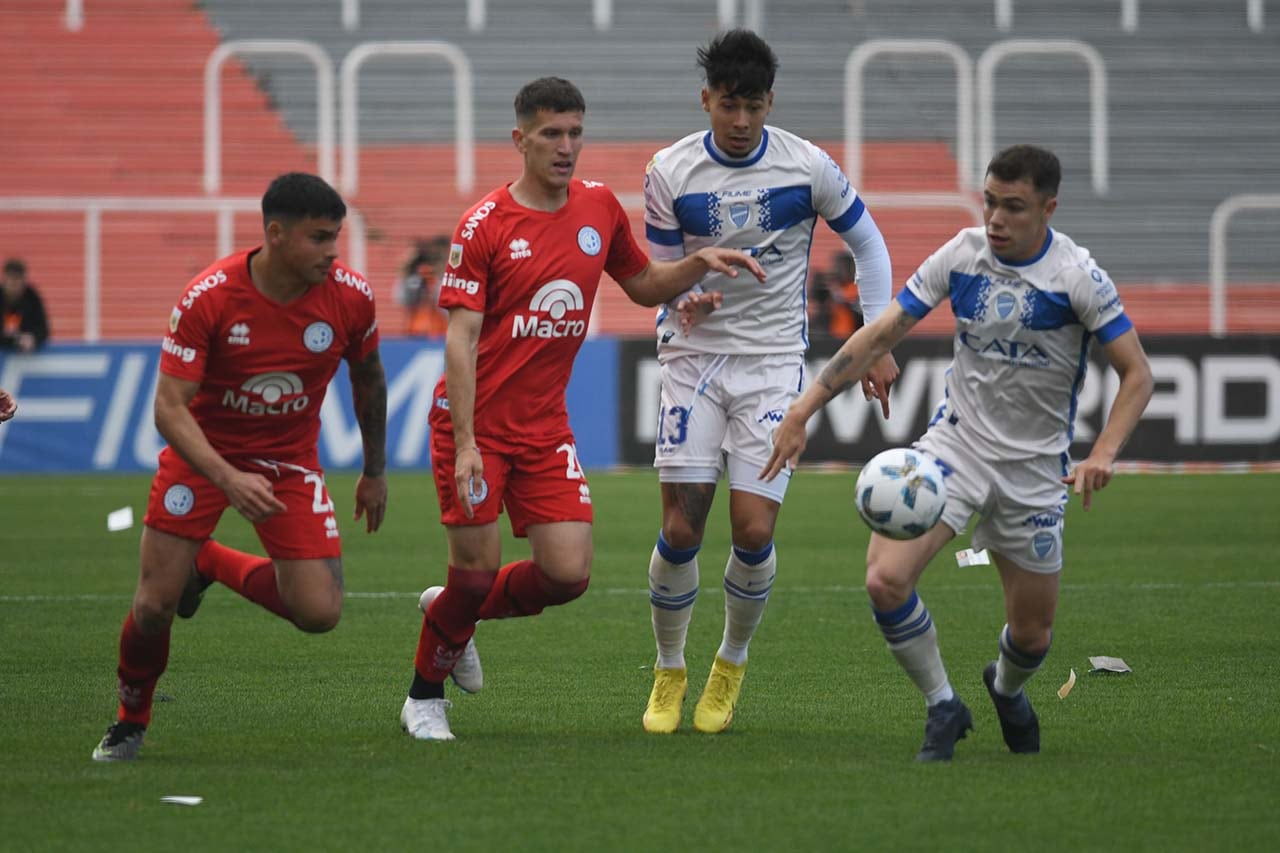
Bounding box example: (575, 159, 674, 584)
(2, 470, 1277, 851)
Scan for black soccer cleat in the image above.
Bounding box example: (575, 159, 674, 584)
(92, 720, 146, 761)
(176, 560, 213, 619)
(983, 661, 1040, 754)
(916, 696, 974, 762)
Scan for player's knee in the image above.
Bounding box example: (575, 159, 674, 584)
(1007, 621, 1053, 657)
(731, 522, 774, 554)
(291, 600, 342, 634)
(661, 519, 703, 551)
(546, 572, 589, 605)
(864, 561, 912, 611)
(131, 597, 176, 634)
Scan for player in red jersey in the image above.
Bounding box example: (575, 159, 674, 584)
(92, 173, 388, 761)
(399, 77, 765, 741)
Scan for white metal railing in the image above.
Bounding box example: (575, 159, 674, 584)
(343, 0, 358, 30)
(466, 0, 615, 31)
(718, 0, 765, 31)
(0, 197, 366, 342)
(977, 39, 1109, 194)
(1248, 0, 1265, 31)
(844, 40, 974, 193)
(204, 41, 336, 195)
(64, 0, 83, 31)
(995, 0, 1138, 32)
(339, 41, 475, 197)
(1208, 194, 1280, 338)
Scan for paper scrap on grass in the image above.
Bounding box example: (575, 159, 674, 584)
(106, 507, 134, 532)
(160, 796, 203, 806)
(955, 548, 991, 567)
(1089, 655, 1132, 673)
(1057, 668, 1077, 699)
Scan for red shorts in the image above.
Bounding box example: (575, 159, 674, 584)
(143, 447, 342, 560)
(431, 429, 593, 536)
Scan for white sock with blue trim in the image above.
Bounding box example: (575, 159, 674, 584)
(649, 531, 700, 670)
(717, 542, 776, 666)
(994, 623, 1048, 697)
(873, 591, 954, 706)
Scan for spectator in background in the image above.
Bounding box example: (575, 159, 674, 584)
(826, 251, 863, 339)
(395, 236, 450, 337)
(1, 259, 50, 352)
(0, 386, 15, 422)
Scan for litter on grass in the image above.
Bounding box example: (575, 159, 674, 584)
(1057, 668, 1077, 699)
(106, 507, 134, 532)
(955, 548, 991, 567)
(1089, 656, 1132, 673)
(160, 796, 203, 806)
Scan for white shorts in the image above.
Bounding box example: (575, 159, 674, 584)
(915, 418, 1070, 573)
(653, 352, 804, 503)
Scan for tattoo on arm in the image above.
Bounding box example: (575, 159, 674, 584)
(817, 353, 855, 401)
(349, 350, 387, 476)
(325, 557, 345, 592)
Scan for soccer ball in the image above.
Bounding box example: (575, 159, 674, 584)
(853, 447, 948, 540)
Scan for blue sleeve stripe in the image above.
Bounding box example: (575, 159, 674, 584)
(896, 287, 933, 319)
(645, 223, 684, 247)
(827, 197, 866, 233)
(1095, 312, 1133, 343)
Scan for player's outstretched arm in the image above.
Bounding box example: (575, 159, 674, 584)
(348, 348, 388, 533)
(760, 302, 918, 481)
(1063, 328, 1153, 510)
(617, 247, 765, 308)
(154, 373, 286, 522)
(0, 386, 15, 422)
(443, 306, 485, 520)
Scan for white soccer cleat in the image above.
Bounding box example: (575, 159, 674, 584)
(418, 585, 484, 693)
(400, 697, 455, 741)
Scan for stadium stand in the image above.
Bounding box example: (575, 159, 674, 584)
(1, 0, 1277, 338)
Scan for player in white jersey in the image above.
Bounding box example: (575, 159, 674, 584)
(762, 145, 1153, 761)
(640, 30, 900, 735)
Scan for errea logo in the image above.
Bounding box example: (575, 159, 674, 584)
(221, 371, 309, 416)
(227, 322, 250, 346)
(512, 280, 587, 339)
(509, 238, 532, 260)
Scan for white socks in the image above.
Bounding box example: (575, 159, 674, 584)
(648, 533, 700, 670)
(716, 543, 776, 666)
(873, 591, 954, 706)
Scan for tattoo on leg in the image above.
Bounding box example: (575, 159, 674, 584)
(325, 557, 345, 592)
(673, 483, 715, 536)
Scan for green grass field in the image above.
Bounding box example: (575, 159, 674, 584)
(2, 470, 1278, 851)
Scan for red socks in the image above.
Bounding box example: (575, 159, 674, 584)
(413, 566, 497, 682)
(116, 611, 169, 725)
(197, 539, 291, 621)
(476, 559, 590, 620)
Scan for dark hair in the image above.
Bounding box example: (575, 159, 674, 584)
(697, 29, 778, 98)
(3, 258, 26, 277)
(986, 145, 1061, 197)
(261, 172, 346, 227)
(514, 77, 586, 123)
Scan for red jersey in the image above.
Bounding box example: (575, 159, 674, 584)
(430, 180, 648, 441)
(159, 248, 380, 464)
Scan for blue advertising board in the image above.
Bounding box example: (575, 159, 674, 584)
(0, 338, 619, 473)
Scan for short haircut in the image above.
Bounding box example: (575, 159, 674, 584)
(697, 29, 778, 98)
(514, 77, 586, 123)
(261, 172, 346, 227)
(987, 145, 1061, 197)
(3, 258, 26, 277)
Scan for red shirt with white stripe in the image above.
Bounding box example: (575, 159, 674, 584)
(431, 180, 648, 441)
(160, 248, 379, 465)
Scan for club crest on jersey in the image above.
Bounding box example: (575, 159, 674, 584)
(729, 202, 752, 228)
(449, 242, 463, 269)
(468, 477, 489, 505)
(577, 226, 602, 256)
(169, 307, 182, 333)
(163, 484, 195, 517)
(303, 321, 334, 353)
(995, 291, 1018, 319)
(1032, 531, 1057, 559)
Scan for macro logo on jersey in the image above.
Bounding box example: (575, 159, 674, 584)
(509, 238, 532, 260)
(461, 201, 497, 240)
(303, 321, 334, 353)
(227, 322, 250, 346)
(577, 226, 602, 256)
(181, 270, 227, 309)
(222, 371, 310, 416)
(512, 280, 586, 339)
(163, 484, 195, 516)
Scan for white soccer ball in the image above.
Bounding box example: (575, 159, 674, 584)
(854, 447, 948, 540)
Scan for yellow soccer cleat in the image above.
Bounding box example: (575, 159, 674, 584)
(693, 656, 747, 733)
(643, 666, 688, 734)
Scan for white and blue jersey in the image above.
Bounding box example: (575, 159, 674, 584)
(644, 125, 891, 357)
(901, 226, 1133, 460)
